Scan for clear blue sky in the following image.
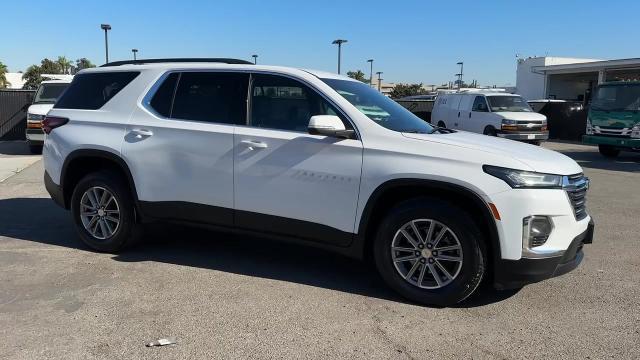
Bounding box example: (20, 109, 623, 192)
(1, 0, 638, 86)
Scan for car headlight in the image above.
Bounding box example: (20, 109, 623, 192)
(632, 123, 640, 138)
(501, 119, 517, 125)
(27, 113, 45, 121)
(483, 165, 563, 189)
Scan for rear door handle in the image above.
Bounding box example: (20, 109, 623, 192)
(131, 128, 153, 138)
(457, 112, 461, 117)
(241, 140, 268, 150)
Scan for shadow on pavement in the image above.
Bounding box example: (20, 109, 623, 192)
(0, 197, 519, 307)
(560, 150, 640, 173)
(0, 141, 34, 156)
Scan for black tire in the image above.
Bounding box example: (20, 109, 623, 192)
(437, 121, 446, 128)
(373, 197, 486, 306)
(598, 144, 620, 158)
(483, 126, 497, 136)
(29, 144, 43, 154)
(70, 170, 141, 252)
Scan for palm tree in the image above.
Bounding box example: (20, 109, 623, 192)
(57, 56, 72, 75)
(0, 61, 10, 88)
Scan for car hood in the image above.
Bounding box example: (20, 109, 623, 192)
(27, 103, 55, 115)
(494, 111, 547, 121)
(402, 131, 582, 175)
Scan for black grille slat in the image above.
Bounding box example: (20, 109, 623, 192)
(565, 173, 589, 221)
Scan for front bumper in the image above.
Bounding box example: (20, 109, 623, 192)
(582, 135, 640, 149)
(44, 171, 66, 209)
(494, 220, 594, 289)
(497, 131, 549, 141)
(26, 128, 45, 144)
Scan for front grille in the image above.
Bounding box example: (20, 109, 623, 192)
(564, 173, 589, 221)
(594, 126, 631, 136)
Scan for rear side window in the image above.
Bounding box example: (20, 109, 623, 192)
(54, 72, 139, 110)
(150, 73, 179, 117)
(171, 72, 249, 124)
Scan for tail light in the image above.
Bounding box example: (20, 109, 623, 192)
(42, 116, 69, 134)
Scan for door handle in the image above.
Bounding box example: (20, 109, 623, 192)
(241, 140, 268, 150)
(457, 112, 461, 117)
(131, 128, 153, 138)
(469, 113, 472, 118)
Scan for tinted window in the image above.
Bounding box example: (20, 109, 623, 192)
(472, 96, 488, 112)
(150, 73, 179, 117)
(54, 72, 139, 110)
(171, 72, 248, 124)
(34, 83, 69, 104)
(251, 74, 344, 132)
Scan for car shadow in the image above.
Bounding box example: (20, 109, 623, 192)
(558, 150, 640, 173)
(0, 141, 34, 156)
(0, 197, 520, 308)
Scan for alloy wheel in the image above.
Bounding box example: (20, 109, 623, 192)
(79, 186, 121, 240)
(391, 219, 463, 289)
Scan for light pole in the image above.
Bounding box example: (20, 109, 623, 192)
(332, 39, 348, 74)
(132, 48, 138, 61)
(252, 54, 258, 64)
(367, 59, 374, 86)
(100, 24, 111, 64)
(456, 61, 464, 88)
(376, 71, 383, 92)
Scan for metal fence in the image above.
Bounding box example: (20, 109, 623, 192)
(0, 90, 35, 141)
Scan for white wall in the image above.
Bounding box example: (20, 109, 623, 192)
(515, 57, 601, 100)
(4, 73, 25, 89)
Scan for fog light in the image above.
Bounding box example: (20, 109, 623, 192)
(523, 216, 553, 248)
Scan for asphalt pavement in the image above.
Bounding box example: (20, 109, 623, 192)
(0, 141, 638, 359)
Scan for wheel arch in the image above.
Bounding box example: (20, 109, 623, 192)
(354, 179, 501, 271)
(60, 149, 140, 212)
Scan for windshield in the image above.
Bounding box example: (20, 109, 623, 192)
(34, 83, 69, 104)
(591, 84, 640, 112)
(486, 95, 532, 112)
(320, 78, 435, 133)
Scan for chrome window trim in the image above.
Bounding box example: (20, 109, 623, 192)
(140, 68, 361, 140)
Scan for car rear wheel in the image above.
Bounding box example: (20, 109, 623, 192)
(598, 144, 620, 158)
(373, 197, 486, 306)
(437, 121, 446, 128)
(70, 170, 141, 252)
(483, 126, 497, 136)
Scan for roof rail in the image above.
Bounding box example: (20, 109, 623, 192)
(101, 58, 254, 67)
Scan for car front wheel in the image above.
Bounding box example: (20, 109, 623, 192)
(374, 197, 486, 306)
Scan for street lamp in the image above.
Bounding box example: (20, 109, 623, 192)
(456, 61, 464, 88)
(131, 48, 138, 61)
(332, 39, 348, 74)
(367, 59, 374, 86)
(376, 71, 383, 92)
(252, 54, 258, 64)
(100, 24, 111, 64)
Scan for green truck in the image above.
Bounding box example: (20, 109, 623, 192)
(583, 81, 640, 157)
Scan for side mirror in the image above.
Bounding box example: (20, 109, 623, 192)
(308, 115, 354, 138)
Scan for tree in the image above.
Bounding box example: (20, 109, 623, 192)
(57, 56, 72, 74)
(0, 61, 10, 88)
(73, 58, 95, 74)
(389, 83, 427, 99)
(21, 58, 64, 89)
(347, 70, 369, 83)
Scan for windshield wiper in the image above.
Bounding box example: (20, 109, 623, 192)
(429, 127, 455, 134)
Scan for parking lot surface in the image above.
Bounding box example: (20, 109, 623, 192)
(0, 141, 638, 359)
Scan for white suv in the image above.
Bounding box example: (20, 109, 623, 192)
(42, 59, 593, 306)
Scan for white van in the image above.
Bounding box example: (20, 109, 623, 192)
(431, 91, 548, 144)
(26, 78, 72, 153)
